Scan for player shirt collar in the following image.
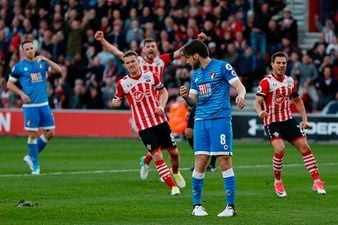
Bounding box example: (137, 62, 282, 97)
(128, 71, 142, 80)
(272, 73, 285, 82)
(143, 57, 154, 64)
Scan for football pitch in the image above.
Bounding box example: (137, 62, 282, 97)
(0, 137, 337, 225)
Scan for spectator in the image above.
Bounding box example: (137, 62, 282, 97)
(101, 76, 116, 109)
(123, 8, 139, 33)
(281, 36, 302, 59)
(277, 7, 298, 46)
(292, 54, 319, 112)
(321, 92, 338, 114)
(85, 81, 104, 109)
(163, 16, 176, 43)
(69, 79, 86, 109)
(229, 0, 250, 18)
(139, 6, 156, 28)
(266, 19, 282, 57)
(201, 19, 220, 47)
(310, 43, 327, 70)
(227, 14, 244, 39)
(234, 46, 258, 92)
(86, 56, 104, 85)
(233, 31, 247, 54)
(316, 66, 338, 110)
(223, 42, 240, 65)
(287, 52, 301, 78)
(251, 1, 285, 61)
(326, 36, 338, 64)
(315, 18, 336, 45)
(106, 20, 125, 51)
(242, 10, 254, 45)
(65, 18, 85, 61)
(125, 19, 144, 46)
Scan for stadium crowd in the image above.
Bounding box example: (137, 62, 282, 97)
(0, 0, 337, 113)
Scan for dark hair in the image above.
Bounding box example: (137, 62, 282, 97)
(21, 39, 33, 48)
(183, 40, 209, 58)
(143, 38, 156, 45)
(271, 51, 288, 63)
(123, 50, 138, 59)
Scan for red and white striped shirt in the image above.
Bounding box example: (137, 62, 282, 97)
(115, 70, 167, 131)
(138, 54, 171, 81)
(256, 74, 298, 125)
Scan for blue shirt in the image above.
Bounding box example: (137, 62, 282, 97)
(10, 60, 50, 105)
(190, 59, 239, 120)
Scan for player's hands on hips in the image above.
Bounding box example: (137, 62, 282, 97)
(179, 86, 188, 98)
(300, 121, 311, 129)
(95, 31, 104, 41)
(112, 97, 121, 107)
(236, 96, 246, 109)
(155, 106, 165, 115)
(20, 93, 31, 104)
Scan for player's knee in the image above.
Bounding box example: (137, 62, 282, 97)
(45, 129, 55, 140)
(299, 143, 312, 154)
(28, 132, 38, 140)
(272, 141, 285, 153)
(168, 147, 178, 155)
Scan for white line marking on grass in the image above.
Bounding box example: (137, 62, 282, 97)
(1, 162, 337, 178)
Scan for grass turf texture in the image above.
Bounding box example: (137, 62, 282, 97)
(0, 136, 337, 225)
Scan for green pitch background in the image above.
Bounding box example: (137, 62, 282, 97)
(0, 137, 337, 225)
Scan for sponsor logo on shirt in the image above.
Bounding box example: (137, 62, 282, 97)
(30, 72, 42, 83)
(133, 90, 151, 102)
(198, 83, 211, 97)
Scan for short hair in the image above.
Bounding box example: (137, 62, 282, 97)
(123, 50, 138, 59)
(143, 38, 156, 46)
(183, 40, 209, 58)
(21, 39, 33, 48)
(271, 51, 288, 63)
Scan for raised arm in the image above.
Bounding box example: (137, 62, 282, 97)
(173, 32, 208, 59)
(35, 55, 61, 73)
(95, 31, 124, 60)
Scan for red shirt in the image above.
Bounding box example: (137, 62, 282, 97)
(138, 54, 171, 81)
(115, 70, 167, 131)
(256, 74, 299, 125)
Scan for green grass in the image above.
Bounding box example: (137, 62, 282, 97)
(0, 137, 337, 225)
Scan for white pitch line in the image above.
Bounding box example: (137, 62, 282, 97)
(0, 162, 337, 178)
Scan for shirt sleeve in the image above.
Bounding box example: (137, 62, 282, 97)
(153, 72, 164, 90)
(256, 79, 269, 97)
(10, 64, 20, 79)
(222, 61, 239, 84)
(190, 72, 198, 94)
(290, 78, 299, 97)
(114, 81, 124, 99)
(159, 54, 171, 66)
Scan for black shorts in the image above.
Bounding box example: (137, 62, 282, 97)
(187, 107, 196, 129)
(265, 118, 306, 143)
(138, 122, 176, 152)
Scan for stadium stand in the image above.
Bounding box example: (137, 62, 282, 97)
(0, 0, 336, 114)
